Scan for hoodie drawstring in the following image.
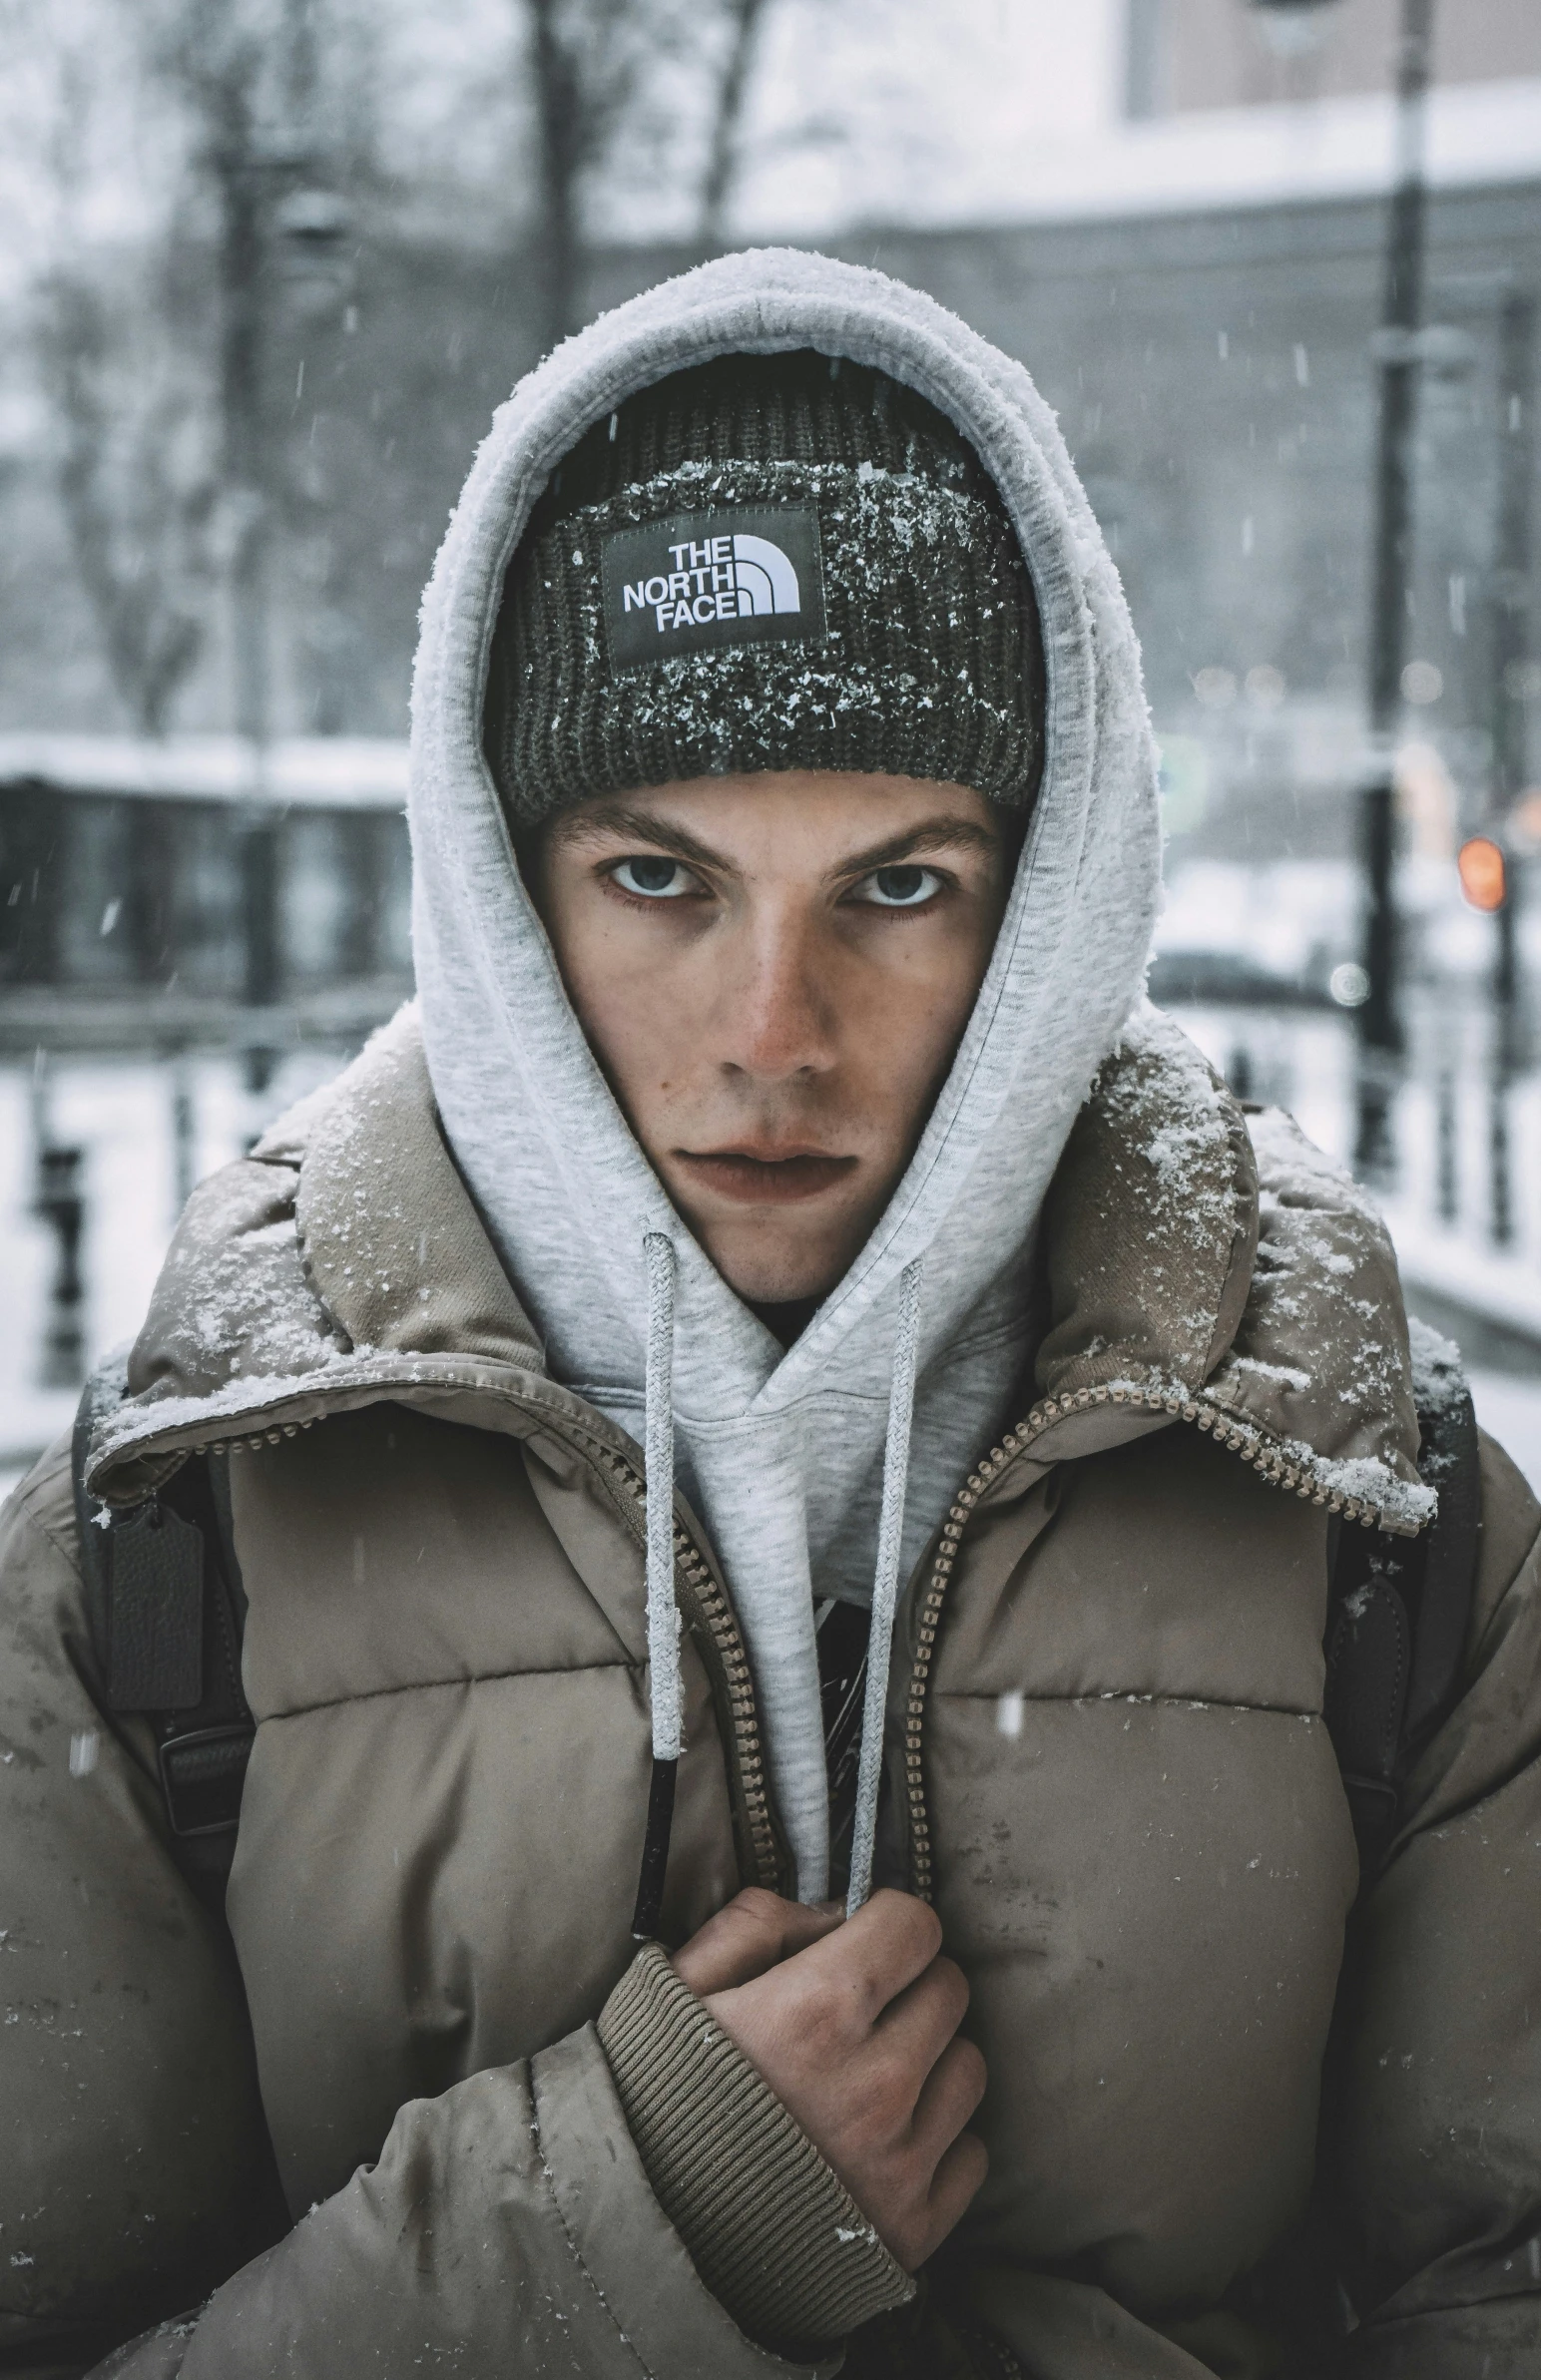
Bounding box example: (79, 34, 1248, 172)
(630, 1233, 924, 1933)
(846, 1255, 924, 1916)
(632, 1230, 681, 1938)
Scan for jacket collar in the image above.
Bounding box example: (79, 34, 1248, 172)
(1013, 1004, 1429, 1530)
(90, 1002, 1429, 1533)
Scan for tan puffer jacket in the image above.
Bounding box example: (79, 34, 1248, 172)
(2, 1009, 1538, 2379)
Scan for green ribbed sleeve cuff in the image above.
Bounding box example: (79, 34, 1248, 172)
(598, 1942, 915, 2359)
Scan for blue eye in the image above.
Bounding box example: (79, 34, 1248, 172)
(612, 856, 693, 898)
(855, 865, 942, 908)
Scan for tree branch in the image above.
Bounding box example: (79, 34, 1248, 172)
(700, 0, 768, 247)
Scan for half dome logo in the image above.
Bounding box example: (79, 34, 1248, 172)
(601, 504, 826, 671)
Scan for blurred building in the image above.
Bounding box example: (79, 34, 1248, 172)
(1126, 0, 1536, 118)
(0, 0, 1539, 1459)
(0, 0, 1536, 969)
(0, 735, 410, 1051)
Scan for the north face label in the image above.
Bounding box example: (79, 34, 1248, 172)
(601, 505, 826, 672)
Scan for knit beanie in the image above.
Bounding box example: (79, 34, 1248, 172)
(484, 349, 1046, 825)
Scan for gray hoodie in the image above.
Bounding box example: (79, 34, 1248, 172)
(410, 246, 1161, 1903)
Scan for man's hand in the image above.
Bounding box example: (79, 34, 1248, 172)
(673, 1887, 987, 2269)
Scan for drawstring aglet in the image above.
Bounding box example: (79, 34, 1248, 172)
(631, 1755, 679, 1940)
(634, 1230, 682, 1939)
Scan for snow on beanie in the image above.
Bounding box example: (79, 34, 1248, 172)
(484, 349, 1046, 824)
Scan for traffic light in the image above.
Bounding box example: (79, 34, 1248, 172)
(1457, 836, 1507, 913)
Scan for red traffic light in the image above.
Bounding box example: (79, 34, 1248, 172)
(1458, 836, 1507, 913)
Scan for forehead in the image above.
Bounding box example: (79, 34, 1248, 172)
(550, 770, 1000, 856)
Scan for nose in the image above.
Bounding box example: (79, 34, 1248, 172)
(715, 901, 838, 1085)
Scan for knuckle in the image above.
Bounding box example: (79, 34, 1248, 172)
(910, 1960, 969, 2043)
(782, 1969, 848, 2050)
(953, 2037, 987, 2100)
(904, 1894, 945, 1960)
(871, 1888, 941, 1960)
(952, 2129, 989, 2189)
(941, 2059, 987, 2135)
(733, 1886, 789, 1929)
(863, 2044, 913, 2118)
(931, 1955, 970, 2013)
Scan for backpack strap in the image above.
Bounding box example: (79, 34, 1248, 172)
(1324, 1358, 1482, 1878)
(72, 1357, 255, 1912)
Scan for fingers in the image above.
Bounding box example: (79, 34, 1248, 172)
(872, 1954, 970, 2092)
(685, 1887, 989, 2278)
(673, 1888, 841, 1996)
(916, 2128, 989, 2264)
(908, 2032, 987, 2167)
(795, 1888, 942, 2025)
(680, 1888, 941, 2015)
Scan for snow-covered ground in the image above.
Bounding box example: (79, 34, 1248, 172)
(1, 1023, 1538, 1506)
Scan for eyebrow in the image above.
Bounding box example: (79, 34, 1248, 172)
(549, 804, 727, 872)
(549, 802, 1001, 880)
(829, 818, 1002, 878)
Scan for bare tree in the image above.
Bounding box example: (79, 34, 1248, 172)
(143, 0, 357, 740)
(148, 0, 356, 1052)
(522, 0, 776, 350)
(31, 2, 225, 750)
(38, 269, 217, 738)
(20, 6, 220, 736)
(151, 0, 285, 749)
(24, 2, 283, 747)
(699, 0, 770, 249)
(26, 0, 769, 751)
(524, 0, 666, 349)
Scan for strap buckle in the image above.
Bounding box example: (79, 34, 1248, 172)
(158, 1722, 254, 1839)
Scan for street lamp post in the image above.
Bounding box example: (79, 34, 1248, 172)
(1354, 0, 1434, 1184)
(208, 9, 350, 1101)
(1248, 0, 1433, 1184)
(209, 76, 282, 1095)
(1488, 292, 1536, 1243)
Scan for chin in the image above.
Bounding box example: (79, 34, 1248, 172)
(702, 1229, 848, 1308)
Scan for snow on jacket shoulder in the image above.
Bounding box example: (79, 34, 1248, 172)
(3, 999, 1540, 2377)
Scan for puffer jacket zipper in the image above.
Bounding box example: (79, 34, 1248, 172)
(902, 1376, 1433, 1900)
(587, 1439, 790, 1896)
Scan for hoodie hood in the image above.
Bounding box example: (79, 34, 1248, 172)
(409, 247, 1163, 1901)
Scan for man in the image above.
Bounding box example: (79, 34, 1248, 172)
(3, 247, 1539, 2378)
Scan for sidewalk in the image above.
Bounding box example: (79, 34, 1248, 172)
(1386, 1201, 1541, 1352)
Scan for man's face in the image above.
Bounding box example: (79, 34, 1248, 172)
(529, 770, 1013, 1310)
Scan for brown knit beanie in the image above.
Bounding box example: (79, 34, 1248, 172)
(484, 348, 1046, 824)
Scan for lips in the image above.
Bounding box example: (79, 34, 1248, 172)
(674, 1147, 858, 1205)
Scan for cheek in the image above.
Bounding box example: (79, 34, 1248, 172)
(562, 930, 702, 1110)
(848, 922, 993, 1089)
